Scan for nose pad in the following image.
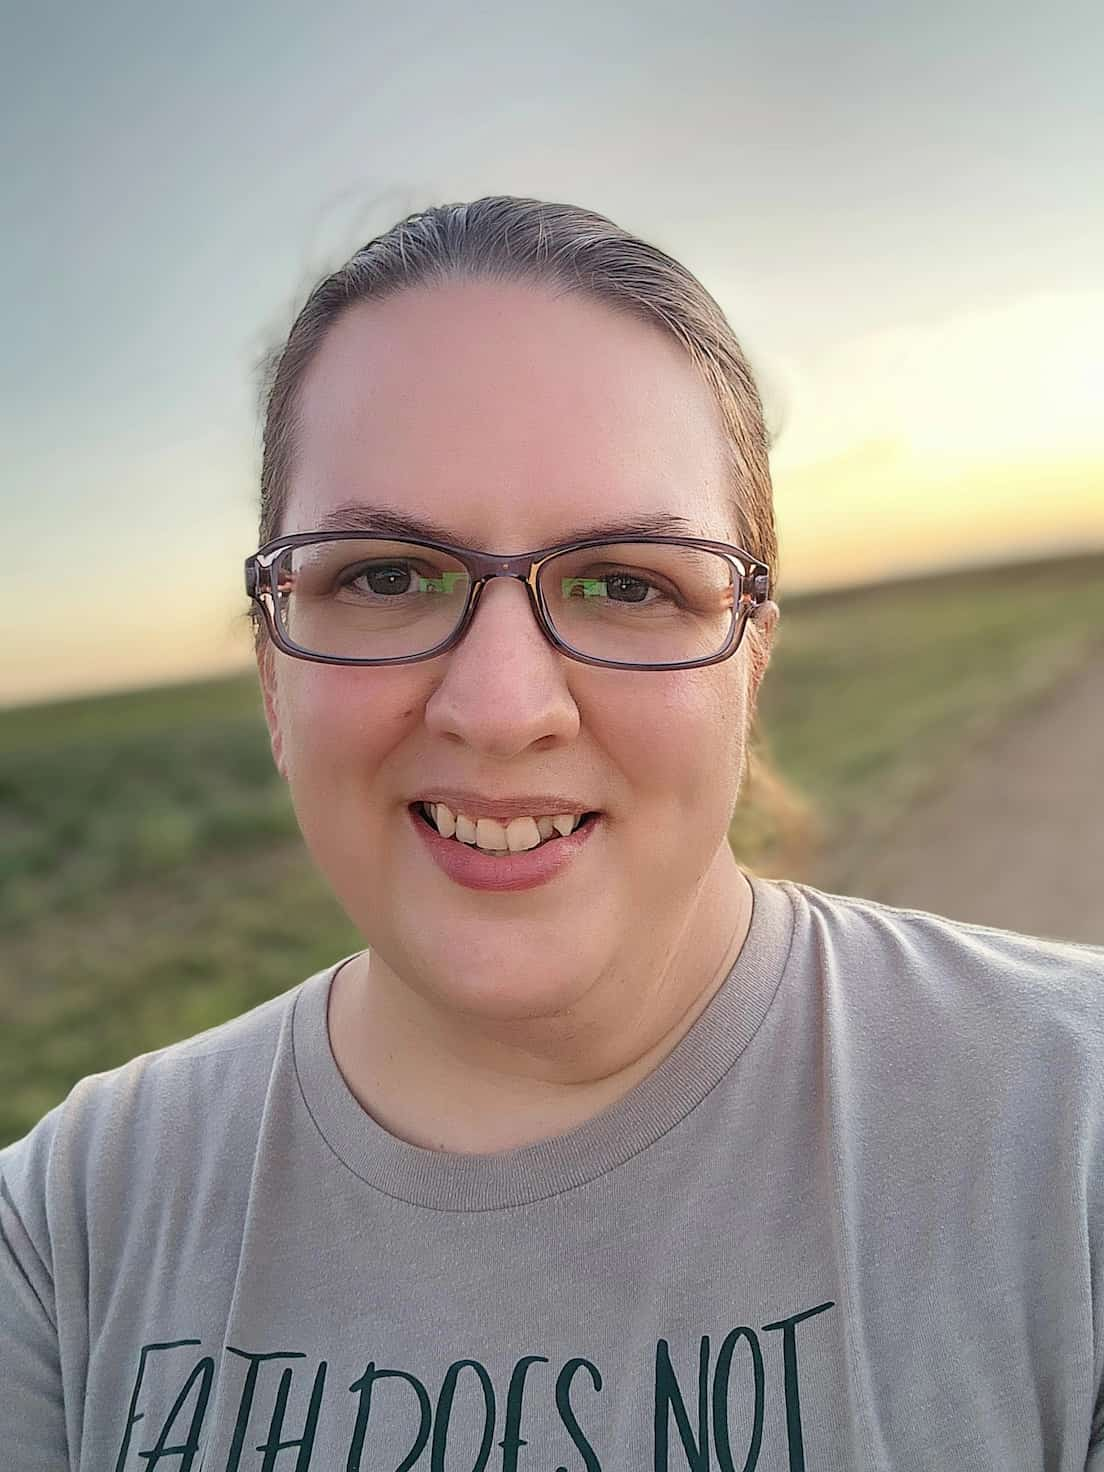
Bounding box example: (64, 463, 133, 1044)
(444, 575, 575, 688)
(467, 574, 545, 641)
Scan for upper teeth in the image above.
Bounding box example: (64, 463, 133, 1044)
(424, 803, 583, 852)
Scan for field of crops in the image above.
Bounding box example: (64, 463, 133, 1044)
(1, 549, 1101, 1148)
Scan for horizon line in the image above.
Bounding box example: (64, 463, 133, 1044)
(5, 540, 1103, 716)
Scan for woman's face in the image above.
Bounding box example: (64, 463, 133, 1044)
(258, 278, 775, 1022)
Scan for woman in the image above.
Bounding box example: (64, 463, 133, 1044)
(2, 196, 1102, 1469)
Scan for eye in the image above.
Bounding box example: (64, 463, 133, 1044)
(602, 570, 667, 604)
(340, 561, 417, 595)
(561, 567, 674, 606)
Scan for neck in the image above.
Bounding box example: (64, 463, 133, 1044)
(327, 848, 754, 1154)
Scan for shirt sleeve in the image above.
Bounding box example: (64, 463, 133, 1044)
(0, 1132, 70, 1469)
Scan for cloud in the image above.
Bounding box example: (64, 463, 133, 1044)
(773, 441, 1104, 593)
(767, 290, 1104, 471)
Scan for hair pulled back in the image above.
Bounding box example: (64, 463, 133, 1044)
(260, 195, 775, 560)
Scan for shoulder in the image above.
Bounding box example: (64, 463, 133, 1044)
(0, 960, 340, 1225)
(775, 879, 1104, 1107)
(782, 878, 1104, 1019)
(772, 880, 1104, 1217)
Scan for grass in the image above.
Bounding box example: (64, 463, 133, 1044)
(1, 549, 1101, 1148)
(734, 551, 1104, 885)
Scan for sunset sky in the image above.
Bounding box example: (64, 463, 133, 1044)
(4, 0, 1102, 706)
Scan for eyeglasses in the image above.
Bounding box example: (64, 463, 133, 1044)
(245, 532, 772, 672)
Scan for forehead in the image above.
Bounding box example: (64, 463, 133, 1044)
(288, 278, 734, 546)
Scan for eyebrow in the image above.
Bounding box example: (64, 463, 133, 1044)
(311, 502, 701, 547)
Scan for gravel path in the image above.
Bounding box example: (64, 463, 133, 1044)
(850, 650, 1104, 946)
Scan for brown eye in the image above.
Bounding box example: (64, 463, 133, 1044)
(340, 562, 418, 596)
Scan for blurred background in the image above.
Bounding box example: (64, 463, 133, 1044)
(2, 0, 1102, 1147)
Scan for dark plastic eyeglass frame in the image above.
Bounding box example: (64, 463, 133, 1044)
(244, 530, 772, 672)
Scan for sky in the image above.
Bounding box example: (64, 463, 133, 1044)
(3, 0, 1102, 706)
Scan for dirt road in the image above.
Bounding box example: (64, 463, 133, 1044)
(848, 650, 1104, 946)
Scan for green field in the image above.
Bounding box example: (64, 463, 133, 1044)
(2, 550, 1101, 1148)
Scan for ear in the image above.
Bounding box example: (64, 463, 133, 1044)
(746, 599, 780, 708)
(255, 641, 289, 782)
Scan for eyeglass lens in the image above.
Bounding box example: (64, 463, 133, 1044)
(270, 538, 740, 666)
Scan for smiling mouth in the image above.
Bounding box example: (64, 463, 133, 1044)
(411, 802, 602, 853)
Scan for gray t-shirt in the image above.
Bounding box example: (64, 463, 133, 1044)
(2, 871, 1103, 1469)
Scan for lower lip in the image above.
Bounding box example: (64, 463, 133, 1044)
(408, 805, 603, 892)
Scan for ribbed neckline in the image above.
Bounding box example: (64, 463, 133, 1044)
(292, 868, 796, 1211)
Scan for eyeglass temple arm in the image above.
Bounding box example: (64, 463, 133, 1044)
(245, 560, 294, 598)
(742, 570, 771, 606)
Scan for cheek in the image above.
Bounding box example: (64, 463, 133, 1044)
(280, 666, 420, 791)
(608, 671, 748, 809)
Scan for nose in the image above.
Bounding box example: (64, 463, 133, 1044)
(422, 575, 580, 754)
(455, 573, 558, 660)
